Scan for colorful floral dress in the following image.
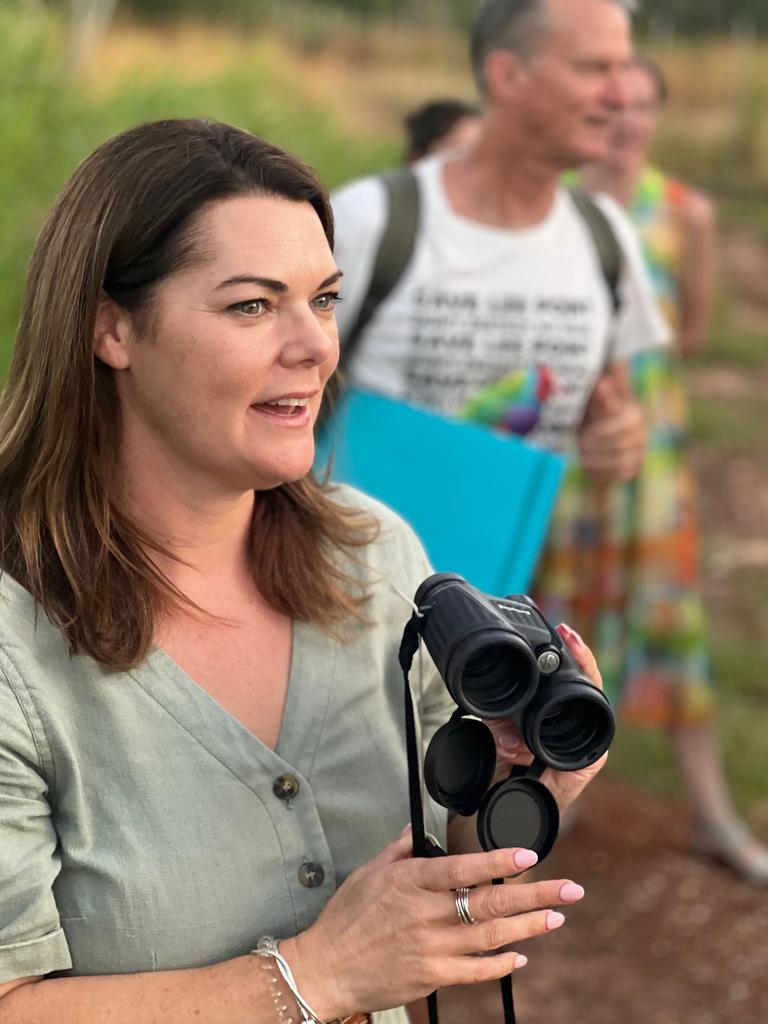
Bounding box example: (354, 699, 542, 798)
(534, 167, 716, 727)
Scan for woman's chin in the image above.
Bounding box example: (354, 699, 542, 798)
(249, 453, 316, 492)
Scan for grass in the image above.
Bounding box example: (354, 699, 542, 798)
(689, 391, 767, 455)
(0, 12, 400, 374)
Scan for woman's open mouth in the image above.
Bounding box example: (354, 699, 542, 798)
(249, 396, 312, 426)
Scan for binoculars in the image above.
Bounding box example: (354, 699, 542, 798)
(412, 573, 615, 859)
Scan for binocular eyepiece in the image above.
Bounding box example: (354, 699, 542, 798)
(415, 573, 614, 772)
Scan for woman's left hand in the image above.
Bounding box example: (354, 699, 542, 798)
(484, 624, 608, 812)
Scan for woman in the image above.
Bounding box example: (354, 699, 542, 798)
(539, 59, 768, 883)
(403, 99, 481, 163)
(0, 118, 603, 1022)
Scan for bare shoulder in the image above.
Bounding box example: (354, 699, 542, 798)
(681, 187, 716, 232)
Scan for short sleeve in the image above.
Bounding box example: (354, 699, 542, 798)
(331, 176, 389, 346)
(359, 490, 457, 744)
(595, 192, 672, 361)
(0, 653, 71, 983)
(397, 526, 457, 747)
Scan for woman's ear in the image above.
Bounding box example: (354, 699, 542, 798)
(93, 293, 133, 370)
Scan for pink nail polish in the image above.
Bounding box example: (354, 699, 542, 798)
(559, 882, 585, 902)
(546, 911, 565, 930)
(513, 849, 539, 870)
(558, 623, 584, 649)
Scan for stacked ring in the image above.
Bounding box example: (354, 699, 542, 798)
(454, 887, 477, 926)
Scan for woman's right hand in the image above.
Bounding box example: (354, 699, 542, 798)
(281, 829, 585, 1020)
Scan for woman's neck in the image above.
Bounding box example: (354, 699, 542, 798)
(581, 160, 644, 210)
(115, 435, 257, 596)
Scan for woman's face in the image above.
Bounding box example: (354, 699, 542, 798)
(604, 64, 661, 169)
(109, 195, 340, 496)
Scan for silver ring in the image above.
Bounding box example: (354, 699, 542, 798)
(454, 887, 476, 926)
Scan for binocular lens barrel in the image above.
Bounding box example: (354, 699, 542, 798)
(531, 694, 614, 770)
(452, 636, 539, 718)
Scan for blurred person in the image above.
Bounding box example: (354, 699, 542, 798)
(0, 116, 606, 1023)
(332, 0, 667, 510)
(403, 99, 482, 163)
(538, 57, 768, 883)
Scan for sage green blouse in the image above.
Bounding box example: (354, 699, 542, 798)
(0, 487, 454, 1022)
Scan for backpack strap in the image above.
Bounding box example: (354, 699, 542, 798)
(337, 175, 622, 380)
(338, 167, 421, 375)
(568, 184, 624, 317)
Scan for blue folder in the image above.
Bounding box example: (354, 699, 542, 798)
(315, 389, 566, 595)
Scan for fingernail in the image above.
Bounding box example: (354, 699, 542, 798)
(514, 955, 528, 969)
(400, 823, 412, 837)
(546, 911, 565, 930)
(498, 730, 520, 750)
(514, 849, 539, 870)
(559, 882, 585, 903)
(558, 623, 584, 649)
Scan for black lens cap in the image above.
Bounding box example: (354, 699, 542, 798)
(476, 777, 560, 862)
(424, 717, 497, 816)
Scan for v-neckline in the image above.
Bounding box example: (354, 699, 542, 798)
(131, 619, 340, 790)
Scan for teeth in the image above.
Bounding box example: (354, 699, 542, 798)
(266, 398, 309, 407)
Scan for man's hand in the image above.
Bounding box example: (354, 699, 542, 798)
(577, 364, 646, 482)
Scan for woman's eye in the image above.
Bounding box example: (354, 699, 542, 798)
(230, 299, 269, 316)
(312, 291, 342, 311)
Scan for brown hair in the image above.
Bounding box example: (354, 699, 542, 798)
(404, 99, 480, 162)
(0, 118, 377, 670)
(632, 55, 668, 106)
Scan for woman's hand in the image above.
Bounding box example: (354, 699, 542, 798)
(281, 832, 585, 1020)
(485, 624, 609, 811)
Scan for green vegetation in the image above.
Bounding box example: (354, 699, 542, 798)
(0, 8, 398, 375)
(45, 0, 768, 35)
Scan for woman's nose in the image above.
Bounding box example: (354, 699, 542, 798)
(278, 308, 338, 368)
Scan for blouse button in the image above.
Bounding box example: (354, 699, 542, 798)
(273, 774, 300, 801)
(298, 862, 325, 888)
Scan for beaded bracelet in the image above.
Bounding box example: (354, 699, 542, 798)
(255, 950, 299, 1024)
(251, 936, 323, 1024)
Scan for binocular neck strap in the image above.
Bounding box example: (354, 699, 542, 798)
(398, 614, 443, 1024)
(398, 613, 433, 859)
(398, 613, 518, 1024)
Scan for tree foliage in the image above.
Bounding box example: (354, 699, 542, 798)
(43, 0, 768, 34)
(636, 0, 768, 36)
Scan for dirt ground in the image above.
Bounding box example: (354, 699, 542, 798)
(517, 778, 768, 1024)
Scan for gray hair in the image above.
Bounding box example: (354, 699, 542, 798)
(471, 0, 635, 94)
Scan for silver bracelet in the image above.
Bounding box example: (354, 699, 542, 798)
(251, 936, 324, 1024)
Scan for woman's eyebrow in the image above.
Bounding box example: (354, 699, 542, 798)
(214, 270, 343, 293)
(215, 274, 288, 292)
(318, 270, 344, 289)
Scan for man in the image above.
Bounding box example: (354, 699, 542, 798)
(332, 0, 668, 486)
